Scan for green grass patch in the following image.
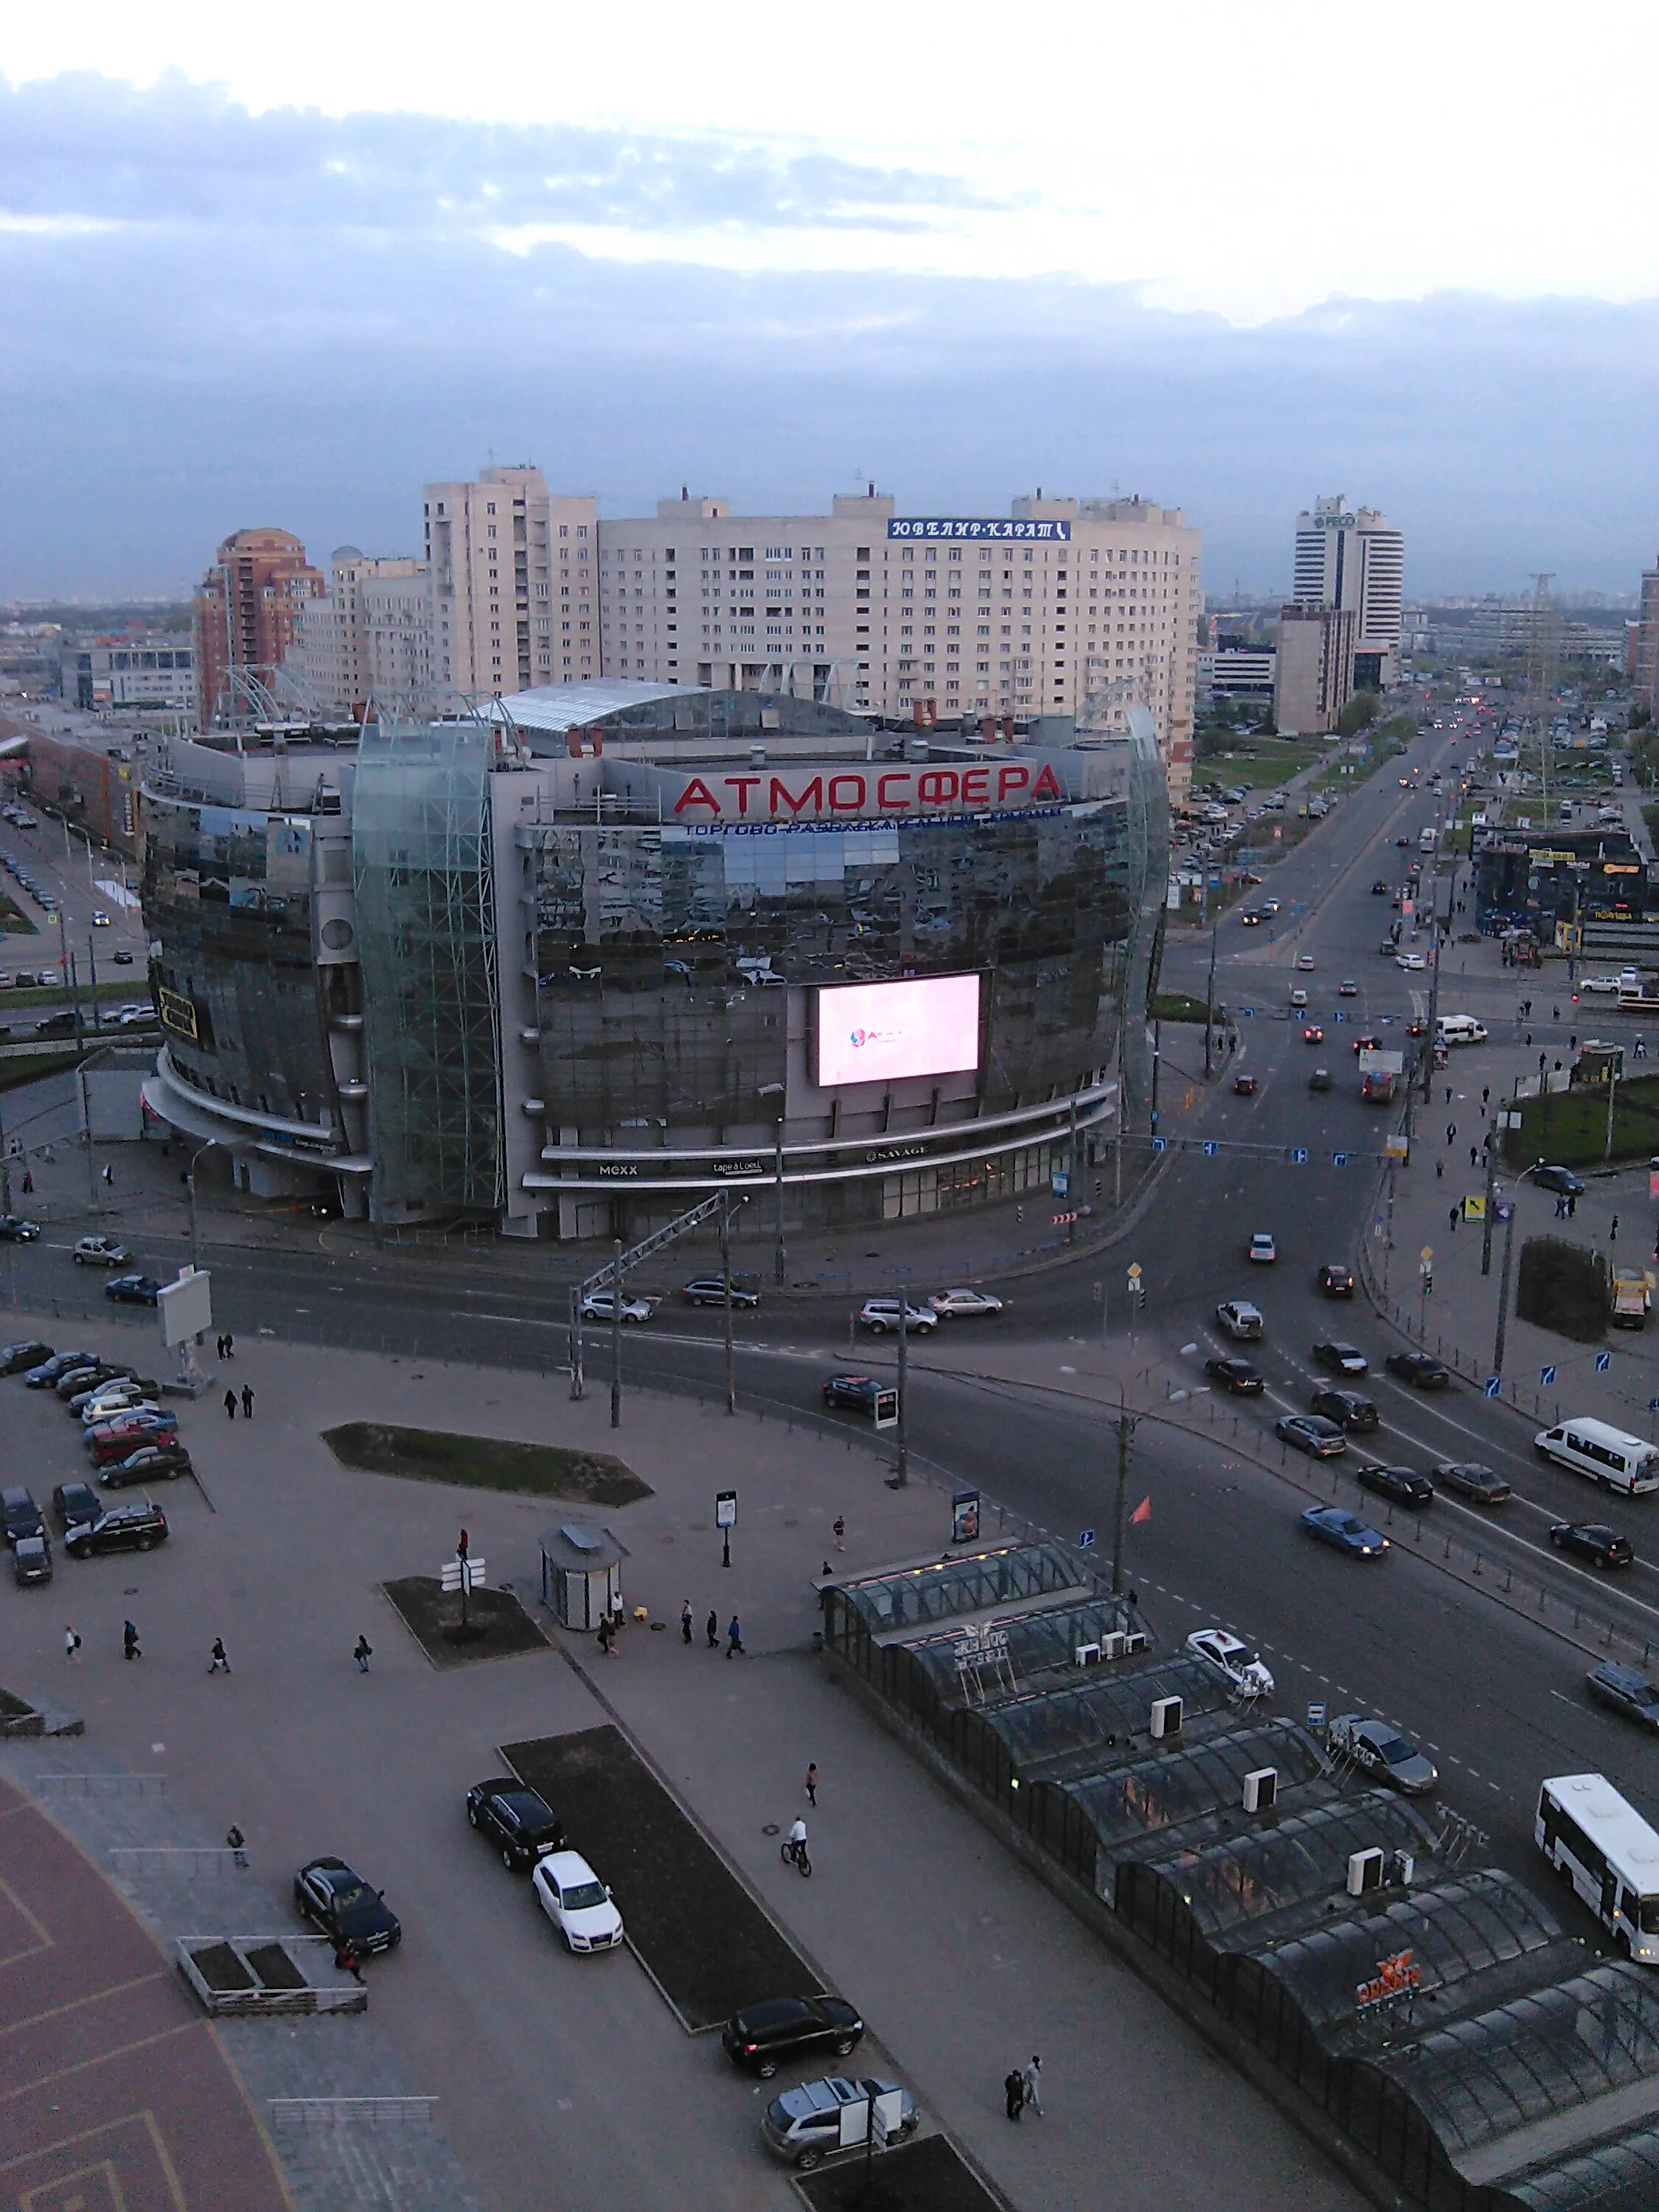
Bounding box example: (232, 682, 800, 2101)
(1500, 1074, 1659, 1168)
(1644, 804, 1659, 851)
(0, 978, 142, 1009)
(324, 1420, 651, 1505)
(1196, 740, 1320, 789)
(1152, 991, 1213, 1023)
(1517, 1237, 1609, 1343)
(381, 1575, 552, 1669)
(0, 895, 37, 936)
(0, 1049, 81, 1093)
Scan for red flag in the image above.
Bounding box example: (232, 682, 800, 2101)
(1130, 1495, 1152, 1524)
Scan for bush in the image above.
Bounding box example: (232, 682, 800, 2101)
(1516, 1237, 1608, 1343)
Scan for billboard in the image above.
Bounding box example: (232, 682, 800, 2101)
(815, 975, 981, 1088)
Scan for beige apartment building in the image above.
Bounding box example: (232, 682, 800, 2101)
(291, 549, 431, 715)
(417, 469, 1201, 788)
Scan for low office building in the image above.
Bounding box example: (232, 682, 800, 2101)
(137, 682, 1167, 1240)
(64, 636, 196, 716)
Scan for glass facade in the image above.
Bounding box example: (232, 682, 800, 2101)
(353, 720, 504, 1219)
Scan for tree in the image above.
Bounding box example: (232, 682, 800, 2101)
(1336, 689, 1380, 737)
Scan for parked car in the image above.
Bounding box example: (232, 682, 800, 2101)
(1205, 1355, 1264, 1395)
(1248, 1233, 1276, 1264)
(0, 1338, 52, 1374)
(679, 1278, 759, 1308)
(1385, 1351, 1450, 1389)
(104, 1274, 162, 1306)
(1312, 1339, 1368, 1376)
(723, 1994, 866, 2078)
(0, 1214, 41, 1241)
(80, 1391, 161, 1428)
(531, 1849, 625, 1952)
(1434, 1461, 1512, 1506)
(1586, 1662, 1659, 1732)
(465, 1778, 566, 1869)
(1317, 1265, 1355, 1298)
(61, 1498, 169, 1557)
(762, 2076, 919, 2169)
(1277, 1413, 1347, 1458)
(100, 1442, 192, 1488)
(51, 1480, 101, 1531)
(1185, 1627, 1274, 1695)
(67, 1369, 154, 1410)
(293, 1857, 401, 1954)
(1, 1484, 45, 1547)
(1301, 1505, 1389, 1557)
(25, 1349, 96, 1388)
(85, 1415, 178, 1464)
(1310, 1386, 1380, 1433)
(1326, 1714, 1437, 1793)
(578, 1290, 653, 1324)
(11, 1532, 52, 1585)
(1531, 1164, 1587, 1197)
(858, 1298, 936, 1335)
(1357, 1464, 1436, 1509)
(72, 1236, 131, 1267)
(1549, 1522, 1634, 1569)
(928, 1287, 1005, 1318)
(821, 1374, 889, 1415)
(1216, 1299, 1265, 1340)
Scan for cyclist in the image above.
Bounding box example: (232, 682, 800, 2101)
(785, 1817, 809, 1870)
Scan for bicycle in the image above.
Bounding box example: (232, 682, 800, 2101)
(780, 1836, 813, 1878)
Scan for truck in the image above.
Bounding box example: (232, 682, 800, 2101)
(1357, 1047, 1405, 1105)
(1611, 1269, 1652, 1330)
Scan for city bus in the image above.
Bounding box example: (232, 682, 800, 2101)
(1535, 1774, 1659, 1960)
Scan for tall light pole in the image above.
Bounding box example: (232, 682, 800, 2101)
(187, 1138, 220, 1266)
(759, 1082, 786, 1288)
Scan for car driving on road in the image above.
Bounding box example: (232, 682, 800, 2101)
(1586, 1663, 1659, 1731)
(1317, 1265, 1355, 1298)
(1248, 1233, 1276, 1264)
(1357, 1464, 1436, 1509)
(1385, 1351, 1450, 1390)
(1310, 1386, 1380, 1433)
(0, 1215, 41, 1241)
(104, 1275, 162, 1306)
(1326, 1714, 1437, 1792)
(928, 1287, 1004, 1318)
(578, 1290, 653, 1324)
(1549, 1522, 1635, 1569)
(1433, 1461, 1512, 1506)
(1216, 1299, 1265, 1340)
(1277, 1413, 1347, 1458)
(1185, 1627, 1274, 1696)
(72, 1236, 131, 1267)
(1301, 1506, 1389, 1557)
(1531, 1165, 1586, 1196)
(858, 1298, 937, 1335)
(679, 1278, 760, 1308)
(1204, 1356, 1264, 1395)
(1312, 1339, 1368, 1375)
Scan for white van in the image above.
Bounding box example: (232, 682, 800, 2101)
(1534, 1417, 1659, 1495)
(1436, 1015, 1489, 1046)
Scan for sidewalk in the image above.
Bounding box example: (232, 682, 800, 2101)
(0, 1307, 1363, 2212)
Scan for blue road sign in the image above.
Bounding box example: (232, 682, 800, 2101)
(1078, 1529, 1096, 1549)
(1484, 1377, 1502, 1398)
(1596, 1351, 1613, 1374)
(1334, 1010, 1348, 1023)
(1650, 1398, 1659, 1414)
(1290, 1147, 1309, 1164)
(1307, 1700, 1326, 1728)
(1242, 1006, 1254, 1018)
(1540, 1365, 1557, 1387)
(1203, 1140, 1219, 1157)
(1152, 1136, 1168, 1152)
(1332, 1151, 1349, 1167)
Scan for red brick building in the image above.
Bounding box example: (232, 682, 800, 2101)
(194, 527, 323, 728)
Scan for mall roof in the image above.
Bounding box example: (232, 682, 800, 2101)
(483, 681, 706, 732)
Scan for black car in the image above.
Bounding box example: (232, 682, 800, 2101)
(1205, 1356, 1265, 1395)
(681, 1278, 761, 1308)
(1318, 1265, 1355, 1298)
(1586, 1662, 1659, 1731)
(51, 1480, 101, 1531)
(62, 1498, 168, 1558)
(722, 1994, 866, 2078)
(293, 1857, 402, 1955)
(0, 1338, 52, 1375)
(1313, 1339, 1368, 1376)
(60, 1363, 138, 1402)
(1550, 1522, 1634, 1569)
(1358, 1464, 1436, 1509)
(1, 1484, 45, 1547)
(11, 1532, 52, 1585)
(1309, 1068, 1332, 1092)
(1435, 1461, 1512, 1506)
(1532, 1164, 1586, 1197)
(821, 1374, 886, 1413)
(1385, 1351, 1450, 1390)
(114, 949, 136, 965)
(466, 1778, 566, 1869)
(1310, 1386, 1380, 1433)
(1233, 1074, 1258, 1096)
(1371, 879, 1390, 894)
(105, 1274, 162, 1307)
(101, 1442, 192, 1487)
(0, 1215, 41, 1242)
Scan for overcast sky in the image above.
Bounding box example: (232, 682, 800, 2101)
(4, 9, 1658, 599)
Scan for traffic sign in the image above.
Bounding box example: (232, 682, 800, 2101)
(1242, 1007, 1255, 1018)
(1649, 1398, 1659, 1414)
(1596, 1351, 1613, 1374)
(1051, 1211, 1078, 1225)
(1484, 1377, 1501, 1398)
(1290, 1147, 1309, 1165)
(1421, 1246, 1433, 1262)
(1334, 1010, 1348, 1023)
(1332, 1151, 1349, 1167)
(1307, 1700, 1326, 1728)
(1203, 1141, 1219, 1157)
(1078, 1529, 1096, 1549)
(439, 1556, 487, 1593)
(1540, 1365, 1557, 1387)
(1128, 1263, 1143, 1279)
(1152, 1136, 1168, 1152)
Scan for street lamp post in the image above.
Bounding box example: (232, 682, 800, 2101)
(187, 1138, 220, 1267)
(758, 1082, 787, 1289)
(720, 1201, 736, 1417)
(1110, 1390, 1139, 1598)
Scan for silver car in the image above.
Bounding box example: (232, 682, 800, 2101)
(762, 2076, 919, 2169)
(928, 1287, 1004, 1318)
(858, 1299, 936, 1335)
(579, 1290, 653, 1324)
(1326, 1714, 1438, 1795)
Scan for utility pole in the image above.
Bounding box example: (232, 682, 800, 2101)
(1111, 1407, 1135, 1596)
(1203, 917, 1219, 1081)
(1149, 1020, 1162, 1139)
(1422, 922, 1442, 1102)
(1493, 1198, 1518, 1379)
(773, 1124, 787, 1287)
(892, 1284, 909, 1488)
(1605, 1055, 1620, 1163)
(1481, 1119, 1499, 1276)
(720, 1202, 736, 1416)
(1066, 1096, 1078, 1247)
(610, 1237, 623, 1430)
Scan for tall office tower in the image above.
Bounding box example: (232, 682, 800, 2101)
(193, 526, 325, 728)
(1273, 604, 1357, 735)
(1635, 554, 1659, 720)
(422, 466, 599, 700)
(1291, 495, 1405, 691)
(597, 488, 1201, 791)
(291, 550, 430, 716)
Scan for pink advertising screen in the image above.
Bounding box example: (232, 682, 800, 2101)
(815, 975, 981, 1088)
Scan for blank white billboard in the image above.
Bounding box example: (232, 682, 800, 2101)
(815, 975, 981, 1088)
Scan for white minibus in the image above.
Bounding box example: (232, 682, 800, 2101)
(1534, 1417, 1659, 1495)
(1436, 1015, 1488, 1046)
(1536, 1775, 1659, 1961)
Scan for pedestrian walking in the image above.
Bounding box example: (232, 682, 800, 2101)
(832, 1514, 846, 1551)
(64, 1624, 80, 1663)
(240, 1384, 254, 1419)
(1023, 2056, 1044, 2117)
(1449, 1205, 1459, 1231)
(1569, 1193, 1577, 1217)
(681, 1599, 693, 1645)
(1555, 1194, 1567, 1219)
(1481, 1087, 1490, 1109)
(726, 1614, 745, 1658)
(223, 1332, 234, 1359)
(353, 1635, 372, 1673)
(1435, 1158, 1444, 1179)
(1571, 1034, 1578, 1053)
(333, 1941, 363, 1983)
(102, 1163, 114, 1186)
(1638, 1038, 1649, 1061)
(1446, 1123, 1456, 1147)
(597, 1614, 614, 1656)
(1470, 1144, 1478, 1167)
(805, 1761, 818, 1806)
(20, 1169, 31, 1194)
(223, 1388, 237, 1420)
(456, 1526, 469, 1559)
(208, 1636, 230, 1674)
(1553, 1006, 1559, 1021)
(706, 1607, 719, 1649)
(1004, 2069, 1026, 2122)
(1611, 1216, 1620, 1245)
(122, 1619, 141, 1662)
(226, 1823, 247, 1868)
(214, 1335, 224, 1359)
(1445, 1085, 1453, 1105)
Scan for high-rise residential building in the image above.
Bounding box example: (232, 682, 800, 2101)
(291, 549, 430, 716)
(1635, 554, 1659, 718)
(1274, 604, 1356, 734)
(422, 466, 599, 699)
(193, 527, 324, 728)
(1291, 495, 1404, 691)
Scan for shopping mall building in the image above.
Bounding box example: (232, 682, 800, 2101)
(138, 683, 1166, 1242)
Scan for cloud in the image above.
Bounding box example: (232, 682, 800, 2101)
(1, 74, 1656, 600)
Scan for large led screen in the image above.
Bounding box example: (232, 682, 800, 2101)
(815, 974, 981, 1088)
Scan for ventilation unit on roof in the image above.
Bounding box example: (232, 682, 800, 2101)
(1150, 1695, 1183, 1740)
(1124, 1630, 1148, 1654)
(1243, 1768, 1278, 1814)
(1347, 1847, 1385, 1896)
(1074, 1643, 1102, 1668)
(1391, 1850, 1416, 1887)
(1100, 1630, 1127, 1660)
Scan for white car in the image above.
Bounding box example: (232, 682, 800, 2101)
(1216, 1298, 1265, 1340)
(928, 1287, 1005, 1318)
(1290, 988, 1309, 1008)
(858, 1298, 937, 1335)
(1186, 1628, 1275, 1697)
(1295, 953, 1315, 972)
(1396, 952, 1427, 971)
(579, 1290, 653, 1324)
(1248, 1233, 1276, 1264)
(79, 1391, 158, 1426)
(72, 1236, 131, 1267)
(531, 1850, 625, 1953)
(1581, 976, 1622, 996)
